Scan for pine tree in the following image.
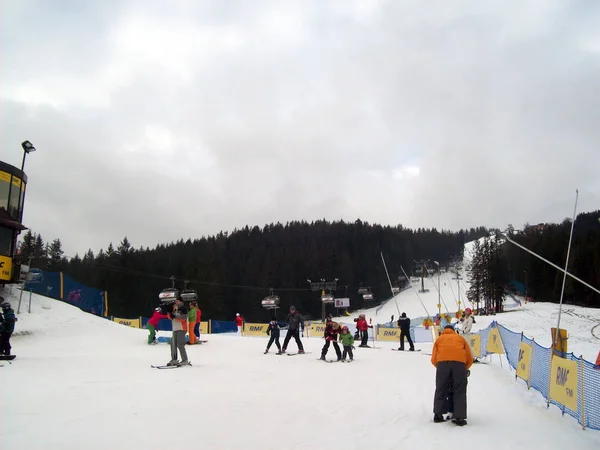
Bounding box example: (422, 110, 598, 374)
(19, 230, 35, 261)
(466, 239, 483, 311)
(48, 238, 66, 269)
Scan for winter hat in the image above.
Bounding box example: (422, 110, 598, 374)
(342, 325, 349, 331)
(236, 313, 240, 316)
(444, 323, 455, 330)
(401, 312, 407, 318)
(290, 305, 296, 311)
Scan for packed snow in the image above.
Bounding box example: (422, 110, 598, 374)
(2, 286, 600, 450)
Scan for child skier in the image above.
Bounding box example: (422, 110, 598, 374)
(147, 307, 168, 344)
(339, 325, 355, 362)
(264, 317, 282, 354)
(0, 301, 17, 356)
(320, 315, 342, 361)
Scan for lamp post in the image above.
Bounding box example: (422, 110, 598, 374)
(434, 261, 441, 315)
(16, 140, 36, 222)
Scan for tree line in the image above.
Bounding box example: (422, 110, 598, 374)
(16, 220, 488, 320)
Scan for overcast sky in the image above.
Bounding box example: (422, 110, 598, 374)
(1, 0, 599, 257)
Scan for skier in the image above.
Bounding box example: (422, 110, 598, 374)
(147, 307, 168, 345)
(194, 303, 202, 341)
(319, 315, 342, 361)
(339, 325, 355, 362)
(430, 323, 473, 426)
(0, 300, 16, 356)
(281, 305, 305, 354)
(459, 308, 474, 337)
(167, 299, 189, 366)
(264, 316, 282, 354)
(356, 314, 372, 347)
(187, 302, 198, 345)
(397, 312, 415, 351)
(235, 313, 244, 336)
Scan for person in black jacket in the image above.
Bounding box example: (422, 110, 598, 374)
(397, 312, 415, 351)
(282, 305, 305, 353)
(319, 315, 342, 361)
(264, 316, 282, 354)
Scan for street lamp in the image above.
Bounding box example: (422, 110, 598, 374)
(434, 261, 441, 315)
(16, 140, 36, 223)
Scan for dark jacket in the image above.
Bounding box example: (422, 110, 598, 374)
(324, 321, 341, 341)
(287, 312, 305, 331)
(266, 321, 280, 338)
(397, 316, 411, 333)
(1, 307, 16, 334)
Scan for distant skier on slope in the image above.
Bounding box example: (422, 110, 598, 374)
(147, 307, 168, 345)
(0, 300, 17, 356)
(281, 305, 305, 354)
(397, 312, 415, 351)
(235, 313, 244, 336)
(264, 316, 282, 354)
(319, 314, 342, 361)
(167, 298, 189, 366)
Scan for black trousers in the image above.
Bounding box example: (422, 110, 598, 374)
(342, 345, 354, 360)
(321, 340, 342, 359)
(399, 330, 414, 350)
(0, 332, 12, 355)
(434, 361, 468, 419)
(282, 329, 304, 351)
(266, 334, 281, 351)
(360, 330, 369, 346)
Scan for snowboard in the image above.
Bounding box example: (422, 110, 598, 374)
(151, 361, 192, 369)
(0, 355, 16, 361)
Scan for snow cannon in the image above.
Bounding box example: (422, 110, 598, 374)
(261, 295, 280, 309)
(180, 289, 198, 302)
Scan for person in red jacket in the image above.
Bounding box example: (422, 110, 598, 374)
(356, 314, 372, 347)
(194, 304, 202, 341)
(319, 315, 342, 361)
(235, 313, 244, 336)
(147, 307, 168, 345)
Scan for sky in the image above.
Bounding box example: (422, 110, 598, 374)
(1, 0, 599, 257)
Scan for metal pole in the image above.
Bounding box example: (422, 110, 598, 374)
(434, 261, 441, 315)
(28, 289, 32, 313)
(17, 286, 24, 314)
(381, 252, 401, 315)
(552, 189, 579, 355)
(524, 270, 527, 303)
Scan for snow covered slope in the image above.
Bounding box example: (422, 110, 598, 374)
(1, 289, 599, 449)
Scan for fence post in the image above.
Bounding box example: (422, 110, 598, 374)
(208, 319, 211, 334)
(527, 338, 535, 390)
(579, 355, 585, 430)
(516, 332, 523, 381)
(546, 340, 554, 408)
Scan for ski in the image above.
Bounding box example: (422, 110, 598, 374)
(287, 352, 312, 356)
(0, 355, 16, 360)
(392, 349, 421, 352)
(151, 361, 192, 369)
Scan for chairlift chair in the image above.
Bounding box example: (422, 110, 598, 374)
(180, 289, 198, 302)
(392, 286, 400, 294)
(357, 287, 369, 295)
(321, 293, 335, 304)
(261, 295, 280, 309)
(159, 288, 179, 302)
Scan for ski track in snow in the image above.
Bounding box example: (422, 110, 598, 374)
(1, 289, 599, 450)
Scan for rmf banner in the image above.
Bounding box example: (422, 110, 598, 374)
(516, 341, 533, 382)
(549, 356, 579, 411)
(468, 334, 481, 358)
(308, 323, 326, 337)
(243, 323, 269, 336)
(486, 328, 505, 354)
(377, 327, 400, 342)
(113, 317, 141, 328)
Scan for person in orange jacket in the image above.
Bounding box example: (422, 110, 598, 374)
(430, 323, 473, 426)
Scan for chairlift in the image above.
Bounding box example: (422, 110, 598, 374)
(159, 288, 179, 302)
(321, 293, 334, 304)
(180, 289, 198, 302)
(391, 286, 400, 294)
(261, 295, 281, 309)
(362, 293, 374, 300)
(357, 287, 369, 295)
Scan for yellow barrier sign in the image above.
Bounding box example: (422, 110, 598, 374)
(486, 328, 505, 354)
(0, 255, 12, 281)
(468, 334, 481, 358)
(199, 321, 209, 335)
(243, 323, 269, 336)
(549, 357, 578, 411)
(377, 328, 400, 341)
(113, 317, 141, 328)
(516, 341, 533, 382)
(309, 323, 326, 337)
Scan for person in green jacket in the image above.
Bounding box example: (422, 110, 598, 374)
(339, 325, 355, 362)
(187, 303, 198, 344)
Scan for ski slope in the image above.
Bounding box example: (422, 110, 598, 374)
(1, 289, 599, 450)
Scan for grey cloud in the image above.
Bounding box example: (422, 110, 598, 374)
(1, 0, 599, 256)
